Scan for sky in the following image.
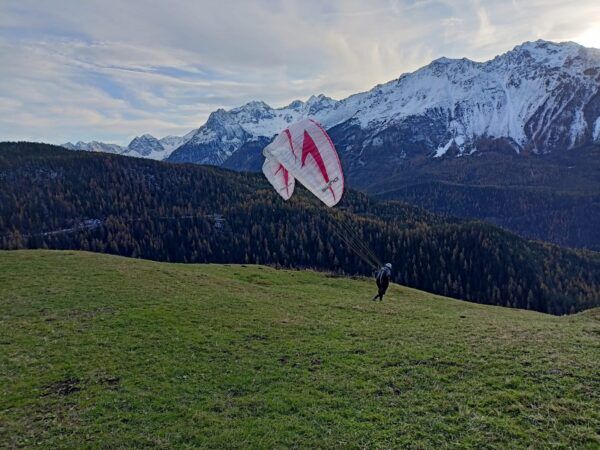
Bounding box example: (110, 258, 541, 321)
(1, 0, 599, 145)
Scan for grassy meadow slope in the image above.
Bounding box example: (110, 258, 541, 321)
(1, 250, 599, 448)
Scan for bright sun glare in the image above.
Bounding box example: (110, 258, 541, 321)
(574, 26, 600, 49)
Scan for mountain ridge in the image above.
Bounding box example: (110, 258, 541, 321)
(63, 131, 194, 160)
(62, 39, 600, 166)
(169, 39, 600, 163)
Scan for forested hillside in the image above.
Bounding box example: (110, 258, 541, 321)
(363, 145, 600, 251)
(1, 142, 599, 314)
(189, 131, 600, 251)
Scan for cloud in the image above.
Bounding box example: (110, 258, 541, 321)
(0, 0, 599, 144)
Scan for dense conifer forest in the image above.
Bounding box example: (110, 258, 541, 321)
(358, 145, 600, 251)
(1, 142, 599, 314)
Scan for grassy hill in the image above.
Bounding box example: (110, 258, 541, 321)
(1, 250, 599, 448)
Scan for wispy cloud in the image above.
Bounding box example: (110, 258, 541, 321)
(1, 0, 599, 144)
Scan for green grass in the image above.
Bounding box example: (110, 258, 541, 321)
(1, 250, 599, 449)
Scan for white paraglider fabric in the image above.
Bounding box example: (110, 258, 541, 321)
(262, 156, 295, 200)
(262, 120, 381, 269)
(262, 118, 344, 207)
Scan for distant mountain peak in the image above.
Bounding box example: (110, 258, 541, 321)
(62, 141, 126, 154)
(515, 38, 581, 51)
(62, 131, 194, 161)
(286, 99, 304, 110)
(236, 100, 272, 110)
(126, 134, 163, 157)
(430, 56, 459, 64)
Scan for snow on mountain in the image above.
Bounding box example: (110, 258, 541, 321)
(169, 40, 600, 166)
(62, 131, 194, 161)
(124, 134, 164, 159)
(65, 40, 600, 167)
(168, 95, 339, 165)
(170, 109, 251, 165)
(330, 40, 600, 156)
(159, 130, 195, 153)
(62, 141, 126, 154)
(594, 117, 600, 142)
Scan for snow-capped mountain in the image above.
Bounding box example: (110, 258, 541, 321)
(159, 131, 196, 153)
(332, 39, 600, 158)
(63, 132, 193, 161)
(125, 134, 163, 157)
(65, 40, 600, 169)
(62, 141, 126, 154)
(168, 40, 600, 167)
(168, 95, 339, 165)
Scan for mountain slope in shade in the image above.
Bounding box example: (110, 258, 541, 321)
(124, 134, 164, 158)
(369, 144, 600, 250)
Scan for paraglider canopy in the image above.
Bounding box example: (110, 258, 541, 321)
(262, 119, 382, 270)
(262, 118, 344, 207)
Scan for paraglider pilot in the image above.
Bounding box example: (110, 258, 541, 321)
(372, 263, 392, 301)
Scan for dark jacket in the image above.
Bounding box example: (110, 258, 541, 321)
(376, 266, 391, 293)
